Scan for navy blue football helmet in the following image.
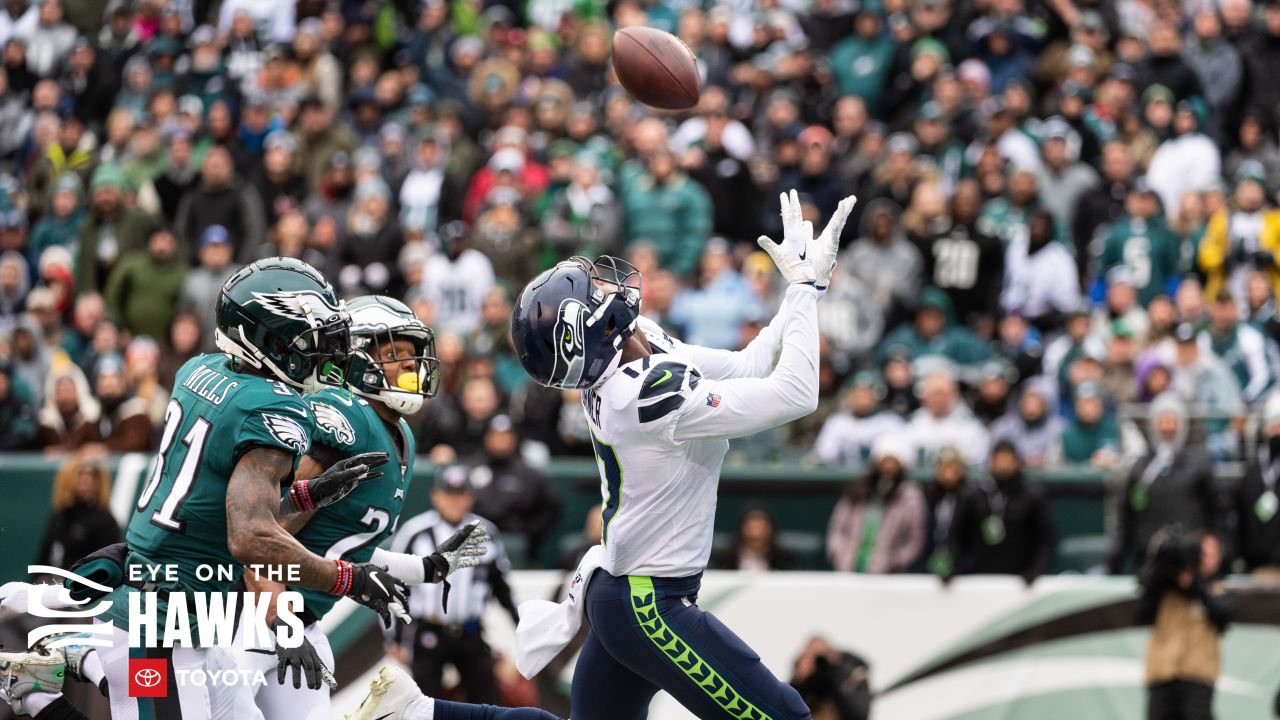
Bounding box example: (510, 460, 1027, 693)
(511, 256, 642, 389)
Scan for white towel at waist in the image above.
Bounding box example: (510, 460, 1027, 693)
(514, 544, 604, 679)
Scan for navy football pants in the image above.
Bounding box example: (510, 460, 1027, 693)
(570, 572, 811, 720)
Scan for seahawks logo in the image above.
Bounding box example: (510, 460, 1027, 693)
(311, 401, 356, 446)
(251, 290, 341, 328)
(262, 413, 310, 453)
(551, 298, 588, 387)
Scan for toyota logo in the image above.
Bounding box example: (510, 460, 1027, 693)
(134, 668, 163, 688)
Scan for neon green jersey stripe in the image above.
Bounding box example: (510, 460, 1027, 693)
(627, 576, 774, 720)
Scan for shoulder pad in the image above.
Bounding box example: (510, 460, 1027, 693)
(637, 360, 701, 424)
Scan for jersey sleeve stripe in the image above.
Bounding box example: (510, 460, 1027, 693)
(639, 362, 688, 399)
(638, 394, 685, 423)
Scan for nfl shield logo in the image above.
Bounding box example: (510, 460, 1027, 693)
(706, 393, 721, 408)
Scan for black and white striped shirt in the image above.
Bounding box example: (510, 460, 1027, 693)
(390, 510, 518, 626)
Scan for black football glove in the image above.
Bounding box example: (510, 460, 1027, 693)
(343, 563, 411, 629)
(273, 620, 335, 691)
(287, 452, 389, 513)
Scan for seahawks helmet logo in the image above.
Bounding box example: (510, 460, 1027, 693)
(311, 401, 356, 446)
(262, 413, 311, 453)
(251, 290, 341, 328)
(552, 298, 587, 388)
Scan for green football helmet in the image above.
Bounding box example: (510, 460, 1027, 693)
(215, 257, 351, 393)
(347, 295, 439, 415)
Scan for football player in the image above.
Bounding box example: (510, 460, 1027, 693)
(0, 259, 414, 720)
(509, 191, 855, 720)
(232, 295, 490, 719)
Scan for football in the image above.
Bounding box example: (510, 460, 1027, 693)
(612, 27, 701, 110)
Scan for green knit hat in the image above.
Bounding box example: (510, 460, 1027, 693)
(90, 163, 128, 192)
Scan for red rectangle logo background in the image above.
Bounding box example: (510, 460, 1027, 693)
(128, 658, 168, 698)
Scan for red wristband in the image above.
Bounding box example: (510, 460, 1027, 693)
(329, 560, 352, 596)
(290, 480, 316, 512)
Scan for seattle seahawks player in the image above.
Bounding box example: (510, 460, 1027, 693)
(233, 295, 490, 719)
(510, 190, 856, 720)
(0, 259, 413, 720)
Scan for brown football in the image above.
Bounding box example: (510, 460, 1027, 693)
(612, 27, 701, 110)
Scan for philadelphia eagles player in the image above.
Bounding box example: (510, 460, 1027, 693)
(0, 259, 413, 720)
(506, 190, 855, 720)
(233, 295, 490, 719)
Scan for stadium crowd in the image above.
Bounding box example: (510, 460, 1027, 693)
(4, 0, 1280, 583)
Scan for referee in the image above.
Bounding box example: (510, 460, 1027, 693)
(390, 463, 519, 704)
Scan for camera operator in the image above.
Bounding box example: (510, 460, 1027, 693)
(1139, 525, 1234, 720)
(789, 636, 871, 720)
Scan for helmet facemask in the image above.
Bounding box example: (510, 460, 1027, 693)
(349, 322, 440, 415)
(555, 255, 642, 389)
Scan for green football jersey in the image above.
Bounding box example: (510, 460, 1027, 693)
(292, 386, 415, 621)
(125, 354, 316, 594)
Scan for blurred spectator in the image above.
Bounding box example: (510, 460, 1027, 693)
(669, 238, 760, 349)
(174, 145, 264, 263)
(916, 180, 1004, 334)
(1001, 209, 1082, 332)
(1200, 290, 1277, 405)
(839, 199, 919, 334)
(922, 447, 968, 578)
(789, 636, 871, 720)
(1032, 118, 1099, 232)
(421, 374, 504, 459)
(1092, 267, 1150, 343)
(812, 371, 905, 467)
(991, 377, 1063, 469)
(0, 249, 28, 333)
(104, 226, 186, 342)
(159, 310, 202, 385)
(421, 222, 494, 335)
(1110, 393, 1225, 575)
(462, 126, 549, 224)
(1198, 168, 1280, 304)
(0, 357, 36, 450)
(1073, 142, 1136, 279)
(34, 454, 120, 569)
(1170, 323, 1245, 459)
(1237, 394, 1280, 577)
(75, 163, 158, 294)
(620, 149, 712, 278)
(1139, 528, 1230, 720)
(398, 131, 464, 237)
(1224, 116, 1280, 199)
(1096, 178, 1180, 306)
(67, 352, 152, 454)
(251, 131, 308, 227)
(906, 367, 993, 467)
(951, 440, 1053, 583)
(1146, 99, 1220, 218)
(28, 174, 83, 263)
(1058, 382, 1120, 467)
(469, 414, 562, 566)
(29, 110, 94, 211)
(826, 434, 925, 574)
(876, 288, 991, 372)
(36, 361, 97, 451)
(179, 226, 241, 352)
(711, 507, 799, 572)
(557, 504, 602, 571)
(152, 130, 198, 223)
(541, 153, 618, 257)
(1184, 9, 1243, 146)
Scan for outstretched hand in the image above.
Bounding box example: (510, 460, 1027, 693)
(808, 195, 858, 290)
(756, 189, 818, 286)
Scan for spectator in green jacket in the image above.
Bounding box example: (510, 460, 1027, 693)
(827, 7, 894, 115)
(27, 174, 84, 267)
(1058, 382, 1120, 467)
(620, 149, 712, 277)
(875, 286, 992, 370)
(74, 164, 158, 294)
(1097, 178, 1182, 305)
(104, 226, 186, 342)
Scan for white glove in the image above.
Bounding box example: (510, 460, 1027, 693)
(757, 189, 818, 286)
(807, 195, 858, 289)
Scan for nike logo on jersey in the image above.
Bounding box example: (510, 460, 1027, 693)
(798, 248, 806, 260)
(279, 405, 311, 419)
(650, 369, 673, 388)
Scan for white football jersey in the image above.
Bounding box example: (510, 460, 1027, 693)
(582, 284, 821, 577)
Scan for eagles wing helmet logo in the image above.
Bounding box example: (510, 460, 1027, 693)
(251, 290, 339, 328)
(552, 298, 588, 387)
(262, 413, 310, 453)
(311, 401, 356, 446)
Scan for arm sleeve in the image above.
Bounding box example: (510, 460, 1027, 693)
(370, 547, 428, 585)
(673, 286, 800, 380)
(669, 285, 821, 442)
